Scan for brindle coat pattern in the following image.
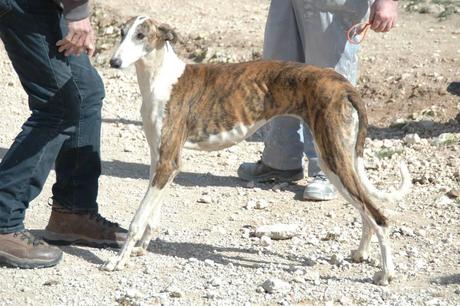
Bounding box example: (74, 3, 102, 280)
(154, 61, 386, 226)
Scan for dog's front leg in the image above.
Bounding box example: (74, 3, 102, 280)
(131, 201, 162, 256)
(101, 185, 166, 271)
(101, 135, 182, 271)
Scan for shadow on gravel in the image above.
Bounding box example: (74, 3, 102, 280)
(144, 239, 308, 269)
(433, 274, 460, 285)
(368, 121, 460, 141)
(101, 159, 306, 198)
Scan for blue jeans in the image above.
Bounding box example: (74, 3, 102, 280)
(0, 0, 104, 233)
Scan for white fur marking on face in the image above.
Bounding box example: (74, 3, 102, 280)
(113, 16, 151, 68)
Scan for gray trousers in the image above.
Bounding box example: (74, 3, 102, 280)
(262, 0, 369, 175)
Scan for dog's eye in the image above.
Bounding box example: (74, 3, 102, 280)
(136, 32, 145, 40)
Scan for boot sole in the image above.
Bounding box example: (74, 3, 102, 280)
(43, 230, 124, 249)
(237, 169, 304, 183)
(0, 251, 62, 269)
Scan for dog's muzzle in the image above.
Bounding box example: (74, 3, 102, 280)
(110, 58, 122, 69)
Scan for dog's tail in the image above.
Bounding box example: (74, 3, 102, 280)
(340, 90, 411, 227)
(356, 158, 411, 202)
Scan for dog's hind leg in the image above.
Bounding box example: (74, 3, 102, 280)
(351, 212, 374, 263)
(365, 214, 395, 285)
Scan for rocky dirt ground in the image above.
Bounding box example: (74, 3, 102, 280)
(0, 0, 459, 305)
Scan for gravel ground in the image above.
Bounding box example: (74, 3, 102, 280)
(0, 1, 459, 305)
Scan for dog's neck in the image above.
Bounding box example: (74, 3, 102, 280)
(134, 42, 186, 103)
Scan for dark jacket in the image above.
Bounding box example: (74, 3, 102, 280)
(56, 0, 89, 21)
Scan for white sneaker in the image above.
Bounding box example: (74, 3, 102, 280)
(303, 175, 337, 201)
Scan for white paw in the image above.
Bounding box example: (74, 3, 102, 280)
(350, 249, 368, 263)
(100, 258, 124, 272)
(373, 271, 394, 286)
(131, 247, 147, 257)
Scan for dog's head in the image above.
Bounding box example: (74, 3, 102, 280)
(110, 16, 178, 69)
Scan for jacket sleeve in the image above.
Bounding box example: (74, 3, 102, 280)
(60, 0, 90, 21)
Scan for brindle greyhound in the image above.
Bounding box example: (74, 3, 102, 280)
(103, 16, 411, 286)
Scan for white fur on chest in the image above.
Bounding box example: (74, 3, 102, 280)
(135, 43, 186, 164)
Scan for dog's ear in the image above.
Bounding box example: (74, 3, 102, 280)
(158, 23, 178, 44)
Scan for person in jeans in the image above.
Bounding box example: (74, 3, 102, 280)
(0, 0, 126, 268)
(238, 0, 398, 201)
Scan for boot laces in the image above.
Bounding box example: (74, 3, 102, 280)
(13, 230, 44, 246)
(88, 213, 119, 228)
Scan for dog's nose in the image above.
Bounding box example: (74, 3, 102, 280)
(110, 58, 122, 69)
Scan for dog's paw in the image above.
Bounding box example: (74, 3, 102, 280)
(100, 258, 124, 272)
(350, 249, 369, 263)
(372, 271, 394, 286)
(131, 247, 147, 257)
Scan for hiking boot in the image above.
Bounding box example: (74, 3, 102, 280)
(44, 202, 128, 248)
(303, 174, 337, 201)
(0, 230, 63, 269)
(237, 160, 304, 183)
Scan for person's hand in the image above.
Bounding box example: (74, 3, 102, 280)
(56, 17, 95, 57)
(369, 0, 398, 33)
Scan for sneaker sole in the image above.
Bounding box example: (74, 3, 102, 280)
(303, 193, 338, 201)
(0, 251, 62, 269)
(237, 169, 304, 183)
(43, 230, 124, 249)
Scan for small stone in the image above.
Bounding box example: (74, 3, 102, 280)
(245, 200, 256, 209)
(261, 278, 291, 293)
(403, 133, 421, 145)
(437, 195, 454, 206)
(382, 139, 394, 148)
(253, 224, 299, 240)
(204, 259, 215, 266)
(260, 235, 272, 246)
(272, 182, 289, 191)
(292, 276, 305, 283)
(432, 133, 456, 146)
(203, 292, 216, 299)
(125, 288, 142, 299)
(169, 291, 182, 298)
(43, 280, 59, 286)
(291, 236, 302, 245)
(399, 225, 415, 237)
(209, 277, 223, 287)
(304, 270, 320, 284)
(447, 189, 459, 199)
(198, 195, 212, 204)
(372, 140, 384, 149)
(255, 199, 269, 209)
(306, 236, 320, 246)
(255, 286, 265, 293)
(415, 229, 426, 237)
(329, 254, 344, 266)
